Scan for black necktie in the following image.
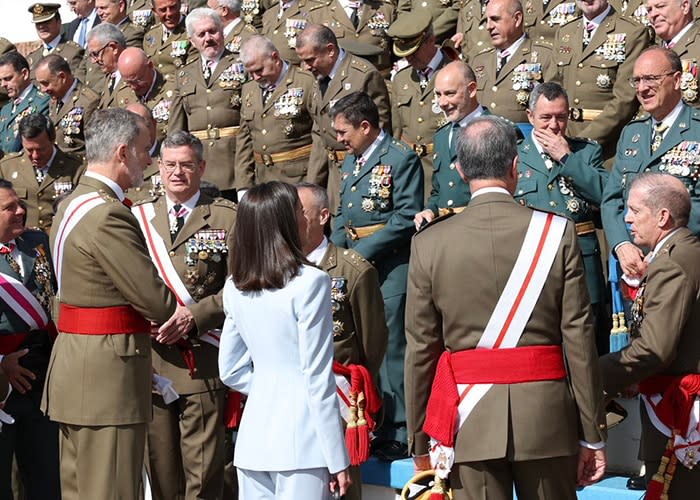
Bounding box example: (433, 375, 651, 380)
(350, 6, 359, 28)
(171, 203, 185, 242)
(319, 76, 331, 96)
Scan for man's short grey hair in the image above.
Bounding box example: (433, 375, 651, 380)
(86, 108, 145, 164)
(296, 181, 329, 211)
(161, 130, 205, 163)
(630, 172, 691, 228)
(240, 35, 278, 65)
(214, 0, 242, 12)
(87, 22, 127, 48)
(528, 81, 569, 111)
(186, 8, 223, 37)
(296, 24, 338, 51)
(456, 116, 518, 180)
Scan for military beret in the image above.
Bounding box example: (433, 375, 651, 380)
(28, 3, 61, 23)
(386, 10, 432, 58)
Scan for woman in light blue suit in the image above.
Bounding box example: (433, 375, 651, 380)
(218, 182, 351, 499)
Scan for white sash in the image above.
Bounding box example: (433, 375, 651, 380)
(642, 393, 700, 468)
(132, 203, 219, 348)
(334, 373, 353, 423)
(53, 192, 106, 291)
(0, 271, 48, 330)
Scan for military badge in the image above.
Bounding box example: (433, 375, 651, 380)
(170, 40, 190, 66)
(367, 12, 390, 35)
(132, 9, 153, 28)
(152, 99, 171, 123)
(33, 244, 54, 310)
(242, 0, 260, 24)
(512, 63, 542, 106)
(632, 134, 640, 143)
(361, 198, 375, 212)
(284, 19, 307, 48)
(596, 74, 612, 89)
(632, 4, 650, 26)
(53, 181, 73, 198)
(431, 93, 442, 114)
(13, 107, 36, 137)
(59, 106, 84, 144)
(330, 276, 347, 318)
(594, 33, 627, 63)
(628, 281, 646, 334)
(565, 198, 581, 213)
(659, 141, 700, 180)
(547, 2, 577, 27)
(185, 229, 228, 266)
(145, 34, 156, 47)
(273, 88, 304, 118)
(219, 62, 246, 90)
(364, 165, 392, 211)
(681, 59, 698, 103)
(148, 174, 165, 197)
(226, 36, 242, 53)
(332, 320, 344, 337)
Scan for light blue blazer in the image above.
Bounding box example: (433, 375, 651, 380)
(219, 265, 350, 475)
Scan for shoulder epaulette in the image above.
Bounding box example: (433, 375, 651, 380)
(418, 212, 456, 233)
(390, 139, 410, 152)
(559, 14, 583, 28)
(569, 136, 598, 145)
(97, 189, 120, 203)
(629, 111, 651, 123)
(131, 196, 158, 206)
(340, 248, 371, 270)
(213, 197, 238, 210)
(0, 151, 23, 164)
(62, 40, 82, 50)
(476, 45, 496, 56)
(349, 57, 370, 72)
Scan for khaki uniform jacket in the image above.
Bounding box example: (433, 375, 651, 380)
(98, 77, 136, 110)
(143, 19, 198, 79)
(320, 242, 388, 379)
(169, 50, 245, 191)
(115, 70, 175, 142)
(525, 0, 580, 44)
(27, 36, 85, 82)
(405, 192, 607, 460)
(235, 64, 324, 189)
(128, 0, 156, 30)
(42, 175, 177, 425)
(49, 80, 100, 157)
(396, 0, 459, 43)
(546, 9, 650, 157)
(309, 52, 391, 215)
(668, 21, 700, 110)
(456, 0, 491, 61)
(134, 193, 237, 394)
(472, 37, 553, 124)
(118, 17, 146, 48)
(224, 18, 258, 56)
(261, 0, 325, 65)
(0, 148, 84, 232)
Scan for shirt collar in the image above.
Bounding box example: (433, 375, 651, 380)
(423, 48, 443, 75)
(583, 5, 611, 28)
(328, 49, 346, 80)
(655, 99, 684, 130)
(61, 78, 79, 105)
(45, 34, 62, 50)
(166, 191, 201, 214)
(44, 146, 58, 169)
(360, 130, 386, 163)
(273, 61, 289, 89)
(306, 236, 329, 265)
(669, 20, 694, 46)
(223, 17, 242, 38)
(471, 186, 511, 199)
(456, 106, 485, 127)
(85, 171, 126, 201)
(16, 84, 33, 104)
(499, 33, 526, 58)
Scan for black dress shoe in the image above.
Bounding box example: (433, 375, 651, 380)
(372, 440, 409, 461)
(626, 475, 646, 490)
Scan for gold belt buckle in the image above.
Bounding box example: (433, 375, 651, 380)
(206, 127, 221, 140)
(569, 108, 583, 121)
(414, 143, 426, 156)
(345, 226, 359, 241)
(262, 153, 274, 167)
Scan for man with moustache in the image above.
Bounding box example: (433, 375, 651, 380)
(86, 24, 135, 109)
(143, 0, 198, 79)
(95, 0, 145, 47)
(207, 0, 258, 58)
(42, 108, 177, 500)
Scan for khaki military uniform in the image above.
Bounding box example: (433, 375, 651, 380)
(26, 35, 85, 81)
(610, 0, 651, 26)
(667, 21, 700, 110)
(127, 161, 163, 204)
(455, 0, 492, 61)
(134, 193, 236, 500)
(472, 37, 553, 125)
(143, 19, 198, 80)
(0, 38, 17, 110)
(308, 0, 396, 73)
(396, 0, 459, 43)
(49, 80, 100, 157)
(524, 0, 579, 45)
(98, 73, 137, 110)
(117, 17, 146, 48)
(127, 0, 156, 30)
(169, 50, 246, 192)
(235, 64, 325, 189)
(260, 0, 325, 65)
(391, 49, 453, 200)
(546, 9, 650, 159)
(308, 52, 391, 214)
(0, 148, 85, 232)
(241, 0, 276, 30)
(223, 18, 258, 57)
(115, 70, 176, 142)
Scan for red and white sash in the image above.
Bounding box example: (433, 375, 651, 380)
(132, 202, 219, 348)
(0, 272, 48, 330)
(53, 192, 106, 291)
(335, 373, 353, 423)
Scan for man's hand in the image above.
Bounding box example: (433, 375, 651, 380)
(534, 128, 571, 162)
(414, 209, 435, 231)
(329, 468, 352, 497)
(451, 32, 464, 48)
(156, 305, 195, 345)
(0, 349, 35, 394)
(413, 453, 432, 472)
(577, 447, 607, 486)
(616, 242, 646, 279)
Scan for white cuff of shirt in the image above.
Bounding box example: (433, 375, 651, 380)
(580, 440, 606, 450)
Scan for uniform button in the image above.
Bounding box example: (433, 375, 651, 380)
(135, 187, 142, 191)
(419, 101, 424, 106)
(351, 186, 356, 192)
(574, 98, 580, 104)
(348, 202, 353, 208)
(448, 181, 454, 187)
(169, 251, 175, 257)
(355, 33, 359, 38)
(135, 348, 141, 354)
(206, 89, 211, 93)
(449, 163, 455, 170)
(601, 63, 606, 68)
(492, 86, 498, 92)
(575, 81, 581, 86)
(37, 206, 43, 211)
(577, 63, 583, 68)
(518, 189, 523, 194)
(209, 141, 214, 147)
(417, 117, 423, 123)
(262, 129, 267, 135)
(273, 29, 278, 34)
(262, 144, 267, 150)
(158, 63, 163, 68)
(38, 219, 43, 225)
(206, 105, 211, 110)
(447, 200, 453, 206)
(262, 113, 266, 118)
(490, 103, 496, 108)
(558, 61, 564, 66)
(417, 135, 422, 141)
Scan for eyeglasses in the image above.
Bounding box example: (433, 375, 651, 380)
(628, 71, 677, 89)
(160, 160, 198, 172)
(88, 43, 111, 61)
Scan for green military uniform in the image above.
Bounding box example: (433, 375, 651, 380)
(223, 18, 258, 57)
(455, 0, 491, 61)
(602, 104, 700, 249)
(330, 132, 423, 445)
(43, 174, 177, 500)
(667, 21, 700, 110)
(525, 0, 579, 44)
(0, 148, 85, 232)
(516, 133, 610, 352)
(143, 18, 198, 80)
(26, 35, 85, 82)
(472, 36, 552, 125)
(0, 86, 51, 155)
(395, 0, 459, 43)
(260, 0, 325, 65)
(308, 0, 396, 73)
(127, 0, 155, 30)
(0, 38, 17, 110)
(235, 63, 325, 189)
(132, 193, 236, 500)
(115, 70, 176, 142)
(307, 51, 391, 215)
(49, 80, 99, 157)
(546, 8, 650, 159)
(169, 50, 246, 192)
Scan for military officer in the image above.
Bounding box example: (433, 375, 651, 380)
(298, 181, 387, 500)
(125, 103, 164, 204)
(387, 10, 456, 200)
(86, 24, 135, 110)
(35, 54, 99, 158)
(0, 52, 51, 155)
(128, 0, 156, 29)
(133, 131, 236, 500)
(0, 180, 60, 500)
(25, 3, 85, 80)
(517, 82, 610, 352)
(143, 0, 199, 79)
(169, 8, 247, 199)
(307, 0, 396, 75)
(546, 0, 650, 160)
(42, 108, 177, 500)
(260, 0, 325, 65)
(296, 24, 391, 215)
(116, 48, 176, 142)
(471, 0, 553, 126)
(235, 35, 324, 190)
(330, 91, 423, 461)
(96, 0, 146, 47)
(207, 0, 259, 57)
(395, 0, 459, 43)
(602, 47, 700, 281)
(414, 61, 487, 229)
(0, 39, 16, 111)
(0, 114, 85, 233)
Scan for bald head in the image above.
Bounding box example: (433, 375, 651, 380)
(118, 47, 155, 97)
(434, 61, 479, 123)
(485, 0, 524, 49)
(126, 102, 156, 147)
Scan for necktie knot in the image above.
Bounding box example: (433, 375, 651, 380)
(353, 156, 366, 176)
(651, 122, 669, 153)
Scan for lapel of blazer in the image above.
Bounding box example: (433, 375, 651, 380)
(581, 12, 615, 60)
(173, 194, 212, 248)
(329, 2, 355, 31)
(209, 50, 235, 87)
(39, 148, 70, 195)
(519, 134, 551, 177)
(323, 55, 351, 110)
(496, 38, 530, 85)
(672, 21, 700, 56)
(263, 64, 296, 114)
(320, 241, 338, 272)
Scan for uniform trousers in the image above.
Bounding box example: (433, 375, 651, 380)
(0, 390, 60, 500)
(450, 454, 578, 500)
(237, 466, 331, 499)
(147, 389, 225, 500)
(59, 421, 146, 500)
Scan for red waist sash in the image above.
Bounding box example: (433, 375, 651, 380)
(58, 304, 149, 334)
(0, 333, 29, 355)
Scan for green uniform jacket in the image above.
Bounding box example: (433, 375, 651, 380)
(115, 70, 175, 142)
(515, 134, 608, 304)
(143, 19, 198, 80)
(0, 148, 85, 232)
(0, 86, 51, 155)
(602, 104, 700, 249)
(0, 38, 17, 110)
(43, 175, 177, 425)
(49, 80, 100, 157)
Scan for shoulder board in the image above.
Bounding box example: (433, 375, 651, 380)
(418, 212, 456, 233)
(692, 110, 700, 120)
(213, 197, 238, 210)
(97, 189, 120, 203)
(614, 13, 644, 28)
(58, 151, 84, 164)
(62, 40, 82, 50)
(349, 57, 370, 71)
(568, 136, 597, 145)
(340, 248, 371, 270)
(629, 111, 651, 123)
(145, 24, 161, 36)
(390, 139, 411, 152)
(0, 151, 23, 164)
(243, 24, 257, 34)
(36, 89, 49, 99)
(560, 14, 583, 28)
(131, 196, 158, 206)
(476, 46, 495, 56)
(80, 84, 100, 100)
(436, 121, 452, 134)
(532, 39, 554, 49)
